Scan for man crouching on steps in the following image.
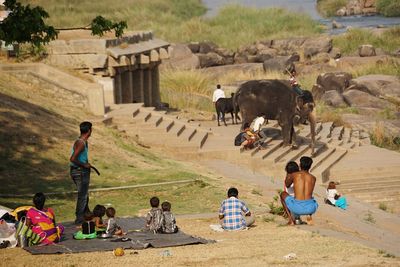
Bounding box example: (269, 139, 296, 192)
(219, 187, 255, 230)
(280, 156, 318, 225)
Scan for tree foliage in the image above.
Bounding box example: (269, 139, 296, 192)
(0, 0, 57, 47)
(90, 16, 127, 38)
(0, 0, 127, 49)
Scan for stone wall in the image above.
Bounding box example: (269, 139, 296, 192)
(0, 63, 105, 115)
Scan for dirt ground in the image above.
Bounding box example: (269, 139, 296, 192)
(1, 216, 400, 267)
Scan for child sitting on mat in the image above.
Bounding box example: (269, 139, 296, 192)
(73, 211, 97, 240)
(161, 201, 178, 234)
(105, 207, 123, 236)
(93, 204, 106, 232)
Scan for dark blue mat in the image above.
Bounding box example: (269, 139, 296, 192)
(24, 217, 212, 254)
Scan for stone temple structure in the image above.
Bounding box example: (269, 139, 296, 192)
(45, 31, 170, 108)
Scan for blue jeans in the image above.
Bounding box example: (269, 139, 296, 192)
(70, 167, 91, 224)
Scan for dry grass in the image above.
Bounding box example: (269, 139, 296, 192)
(316, 102, 359, 127)
(1, 217, 400, 266)
(19, 0, 321, 50)
(317, 0, 348, 17)
(370, 122, 400, 151)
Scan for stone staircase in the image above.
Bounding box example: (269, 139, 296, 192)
(105, 103, 360, 180)
(105, 103, 209, 151)
(331, 165, 400, 213)
(104, 103, 400, 212)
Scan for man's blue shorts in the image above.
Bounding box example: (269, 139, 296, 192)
(285, 195, 318, 217)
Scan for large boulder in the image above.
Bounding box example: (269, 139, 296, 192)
(203, 63, 264, 80)
(262, 54, 300, 73)
(359, 45, 376, 57)
(348, 75, 400, 98)
(342, 89, 393, 109)
(302, 36, 333, 59)
(197, 52, 225, 68)
(316, 72, 353, 94)
(271, 38, 306, 55)
(198, 41, 218, 54)
(336, 55, 390, 69)
(256, 48, 278, 62)
(187, 42, 200, 53)
(321, 90, 348, 108)
(161, 43, 200, 70)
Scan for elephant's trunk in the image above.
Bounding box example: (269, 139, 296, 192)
(309, 110, 317, 155)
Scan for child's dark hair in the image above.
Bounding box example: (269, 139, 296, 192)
(161, 201, 171, 212)
(285, 161, 299, 174)
(328, 181, 336, 190)
(93, 204, 106, 217)
(84, 211, 94, 221)
(150, 196, 160, 208)
(106, 207, 116, 218)
(227, 187, 239, 198)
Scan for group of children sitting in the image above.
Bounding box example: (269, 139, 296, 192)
(74, 196, 178, 240)
(74, 205, 123, 239)
(146, 197, 178, 234)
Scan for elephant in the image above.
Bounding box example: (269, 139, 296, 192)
(233, 79, 316, 154)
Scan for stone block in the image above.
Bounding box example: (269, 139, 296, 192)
(150, 50, 159, 62)
(46, 39, 107, 54)
(94, 76, 115, 105)
(87, 85, 106, 115)
(46, 54, 108, 69)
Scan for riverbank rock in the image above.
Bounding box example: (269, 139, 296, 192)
(335, 56, 390, 69)
(332, 20, 344, 29)
(321, 90, 348, 107)
(316, 72, 353, 94)
(336, 0, 377, 16)
(202, 63, 264, 80)
(302, 36, 333, 59)
(359, 45, 376, 57)
(197, 52, 225, 68)
(263, 54, 299, 73)
(162, 43, 200, 70)
(348, 75, 400, 98)
(343, 89, 392, 109)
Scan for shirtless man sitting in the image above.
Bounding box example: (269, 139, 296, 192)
(280, 156, 318, 225)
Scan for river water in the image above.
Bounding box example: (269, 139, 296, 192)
(202, 0, 400, 34)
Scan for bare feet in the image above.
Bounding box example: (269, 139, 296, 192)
(306, 215, 313, 225)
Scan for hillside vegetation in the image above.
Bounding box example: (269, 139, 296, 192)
(0, 72, 224, 221)
(19, 0, 322, 50)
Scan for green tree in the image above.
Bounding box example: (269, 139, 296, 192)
(0, 0, 57, 47)
(0, 0, 127, 51)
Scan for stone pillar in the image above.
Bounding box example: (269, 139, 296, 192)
(94, 76, 115, 105)
(151, 65, 160, 106)
(113, 71, 122, 104)
(132, 69, 143, 103)
(143, 68, 152, 106)
(121, 70, 131, 103)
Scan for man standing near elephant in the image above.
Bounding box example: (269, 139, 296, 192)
(70, 121, 93, 225)
(212, 84, 225, 121)
(280, 156, 318, 225)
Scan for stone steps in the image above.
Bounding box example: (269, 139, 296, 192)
(312, 149, 348, 183)
(337, 176, 400, 185)
(340, 183, 400, 193)
(105, 103, 370, 188)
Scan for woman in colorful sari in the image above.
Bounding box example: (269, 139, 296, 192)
(26, 192, 64, 245)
